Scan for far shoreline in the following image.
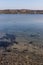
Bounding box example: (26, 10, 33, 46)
(0, 9, 43, 14)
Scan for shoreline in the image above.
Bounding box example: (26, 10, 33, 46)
(0, 9, 43, 14)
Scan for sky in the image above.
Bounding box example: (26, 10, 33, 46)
(0, 0, 43, 10)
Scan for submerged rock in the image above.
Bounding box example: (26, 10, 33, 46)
(30, 33, 40, 38)
(0, 41, 11, 48)
(6, 33, 16, 40)
(0, 33, 18, 48)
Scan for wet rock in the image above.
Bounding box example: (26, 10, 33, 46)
(0, 41, 11, 48)
(14, 41, 18, 44)
(6, 33, 16, 40)
(0, 33, 16, 40)
(0, 33, 18, 49)
(29, 41, 33, 44)
(6, 49, 11, 52)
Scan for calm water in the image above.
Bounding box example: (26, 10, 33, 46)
(0, 14, 43, 43)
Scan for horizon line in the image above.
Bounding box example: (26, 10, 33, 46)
(0, 9, 43, 10)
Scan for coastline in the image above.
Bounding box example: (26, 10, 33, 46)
(0, 9, 43, 14)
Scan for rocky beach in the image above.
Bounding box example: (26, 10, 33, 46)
(0, 32, 43, 65)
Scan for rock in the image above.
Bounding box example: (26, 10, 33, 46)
(29, 41, 33, 44)
(30, 34, 40, 38)
(0, 33, 18, 49)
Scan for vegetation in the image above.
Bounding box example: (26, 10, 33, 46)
(0, 9, 43, 14)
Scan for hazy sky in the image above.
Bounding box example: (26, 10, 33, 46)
(0, 0, 43, 10)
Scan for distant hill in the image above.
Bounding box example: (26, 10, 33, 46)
(0, 9, 43, 14)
